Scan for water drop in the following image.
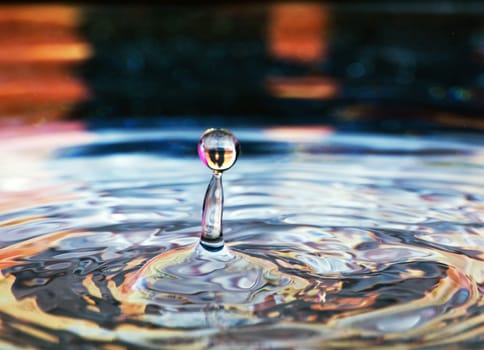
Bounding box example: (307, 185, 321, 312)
(198, 128, 240, 173)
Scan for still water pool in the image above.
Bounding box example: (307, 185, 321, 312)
(0, 126, 482, 349)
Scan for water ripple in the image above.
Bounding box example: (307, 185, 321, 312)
(0, 129, 482, 348)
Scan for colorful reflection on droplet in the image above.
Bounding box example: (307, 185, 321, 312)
(198, 128, 240, 173)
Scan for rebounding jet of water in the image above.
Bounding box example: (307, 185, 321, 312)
(198, 128, 240, 252)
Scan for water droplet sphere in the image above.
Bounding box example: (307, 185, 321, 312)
(198, 128, 240, 172)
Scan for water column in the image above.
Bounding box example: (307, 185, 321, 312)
(197, 128, 240, 251)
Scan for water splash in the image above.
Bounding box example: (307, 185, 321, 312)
(116, 128, 306, 329)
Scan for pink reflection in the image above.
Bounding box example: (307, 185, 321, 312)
(1, 121, 93, 148)
(264, 126, 333, 143)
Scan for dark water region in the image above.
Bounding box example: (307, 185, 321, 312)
(69, 2, 484, 132)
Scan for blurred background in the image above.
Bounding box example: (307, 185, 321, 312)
(0, 2, 482, 133)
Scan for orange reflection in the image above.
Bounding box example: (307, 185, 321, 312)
(0, 5, 91, 126)
(266, 76, 339, 100)
(0, 43, 91, 64)
(0, 6, 80, 26)
(434, 113, 484, 130)
(266, 4, 339, 100)
(0, 230, 89, 271)
(268, 4, 328, 63)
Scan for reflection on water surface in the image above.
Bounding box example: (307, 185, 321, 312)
(0, 126, 482, 348)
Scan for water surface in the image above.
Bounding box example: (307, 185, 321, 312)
(0, 126, 483, 349)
